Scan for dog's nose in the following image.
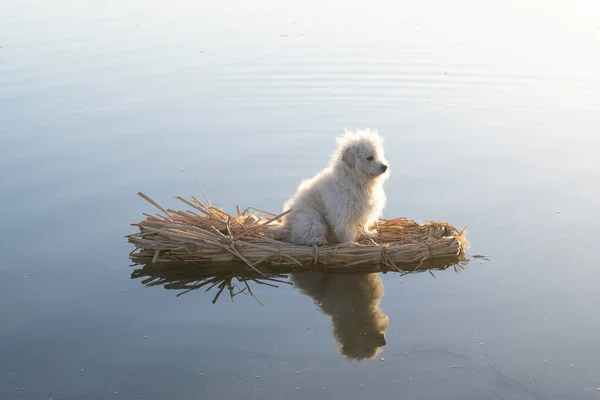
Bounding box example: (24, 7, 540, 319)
(374, 332, 387, 347)
(381, 164, 388, 173)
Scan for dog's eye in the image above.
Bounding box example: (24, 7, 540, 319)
(366, 156, 374, 161)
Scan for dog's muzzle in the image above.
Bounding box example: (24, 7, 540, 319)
(380, 164, 388, 173)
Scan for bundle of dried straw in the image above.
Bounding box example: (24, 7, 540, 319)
(126, 187, 470, 274)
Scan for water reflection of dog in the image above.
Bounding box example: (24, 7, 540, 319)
(291, 271, 389, 360)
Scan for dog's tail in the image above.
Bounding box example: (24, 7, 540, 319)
(266, 220, 290, 242)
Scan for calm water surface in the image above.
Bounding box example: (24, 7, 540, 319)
(1, 1, 600, 399)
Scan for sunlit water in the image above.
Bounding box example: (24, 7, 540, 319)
(1, 0, 600, 399)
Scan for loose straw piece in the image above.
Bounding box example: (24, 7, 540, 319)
(138, 192, 170, 217)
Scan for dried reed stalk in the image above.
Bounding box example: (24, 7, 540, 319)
(127, 190, 470, 272)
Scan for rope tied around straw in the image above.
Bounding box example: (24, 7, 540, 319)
(381, 244, 401, 272)
(424, 241, 435, 265)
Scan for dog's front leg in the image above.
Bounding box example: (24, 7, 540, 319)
(331, 212, 358, 244)
(336, 229, 357, 244)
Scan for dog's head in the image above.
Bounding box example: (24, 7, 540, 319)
(335, 129, 389, 180)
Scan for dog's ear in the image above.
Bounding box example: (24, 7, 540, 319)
(342, 147, 356, 168)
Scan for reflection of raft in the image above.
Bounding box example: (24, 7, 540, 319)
(127, 189, 470, 272)
(131, 258, 466, 304)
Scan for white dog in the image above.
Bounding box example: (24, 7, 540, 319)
(280, 129, 389, 246)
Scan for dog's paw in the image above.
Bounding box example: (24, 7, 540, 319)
(338, 237, 359, 246)
(360, 229, 379, 241)
(307, 236, 328, 246)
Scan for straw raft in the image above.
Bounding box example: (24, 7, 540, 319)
(127, 189, 469, 272)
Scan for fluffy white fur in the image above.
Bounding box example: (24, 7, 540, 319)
(280, 128, 389, 246)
